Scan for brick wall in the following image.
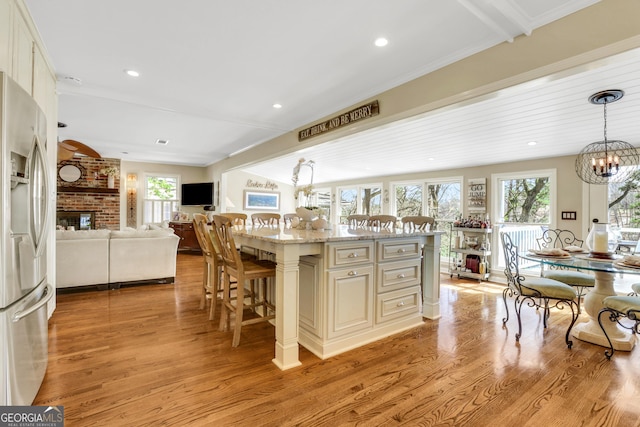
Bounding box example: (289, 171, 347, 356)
(56, 158, 121, 230)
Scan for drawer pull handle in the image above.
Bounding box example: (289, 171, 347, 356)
(397, 248, 406, 253)
(397, 301, 405, 307)
(348, 253, 358, 258)
(397, 274, 406, 279)
(348, 271, 358, 276)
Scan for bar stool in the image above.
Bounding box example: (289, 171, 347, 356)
(192, 214, 221, 320)
(211, 215, 276, 347)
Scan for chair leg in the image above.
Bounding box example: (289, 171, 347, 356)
(209, 265, 222, 321)
(502, 288, 510, 324)
(232, 280, 245, 347)
(542, 298, 550, 329)
(219, 273, 231, 332)
(563, 301, 578, 349)
(199, 259, 208, 310)
(574, 286, 587, 315)
(597, 309, 616, 360)
(514, 297, 523, 342)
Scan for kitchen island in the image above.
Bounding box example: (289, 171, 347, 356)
(233, 224, 444, 370)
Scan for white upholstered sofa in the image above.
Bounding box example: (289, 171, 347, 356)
(56, 228, 180, 289)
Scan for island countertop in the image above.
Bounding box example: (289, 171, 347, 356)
(233, 224, 445, 244)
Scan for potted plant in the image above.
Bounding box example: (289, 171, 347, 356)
(100, 166, 119, 189)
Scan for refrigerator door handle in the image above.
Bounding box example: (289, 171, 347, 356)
(31, 136, 50, 258)
(12, 284, 53, 322)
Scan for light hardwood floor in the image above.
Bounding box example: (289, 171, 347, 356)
(35, 253, 640, 426)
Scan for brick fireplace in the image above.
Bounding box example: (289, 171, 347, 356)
(56, 157, 121, 230)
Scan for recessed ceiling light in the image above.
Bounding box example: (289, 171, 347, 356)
(528, 141, 537, 146)
(374, 37, 388, 47)
(428, 157, 435, 161)
(125, 69, 140, 77)
(273, 103, 282, 109)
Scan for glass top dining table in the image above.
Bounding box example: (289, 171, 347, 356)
(520, 251, 640, 274)
(520, 251, 637, 351)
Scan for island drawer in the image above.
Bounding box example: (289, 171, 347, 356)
(327, 241, 375, 268)
(376, 259, 421, 293)
(375, 285, 421, 324)
(377, 239, 421, 262)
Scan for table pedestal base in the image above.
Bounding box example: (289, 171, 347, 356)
(571, 270, 636, 351)
(572, 320, 636, 351)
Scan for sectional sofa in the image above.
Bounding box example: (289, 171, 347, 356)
(56, 227, 180, 290)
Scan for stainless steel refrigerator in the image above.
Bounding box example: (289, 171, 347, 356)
(0, 72, 53, 405)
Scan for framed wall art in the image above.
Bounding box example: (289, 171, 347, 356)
(243, 190, 280, 210)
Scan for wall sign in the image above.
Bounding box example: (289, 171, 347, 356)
(246, 179, 279, 190)
(468, 178, 486, 213)
(298, 100, 380, 141)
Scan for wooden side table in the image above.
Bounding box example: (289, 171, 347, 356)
(169, 221, 200, 252)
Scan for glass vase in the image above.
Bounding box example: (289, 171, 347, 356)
(585, 222, 614, 254)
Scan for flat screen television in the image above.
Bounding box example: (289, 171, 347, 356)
(181, 182, 214, 206)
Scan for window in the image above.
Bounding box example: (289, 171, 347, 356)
(394, 183, 423, 217)
(608, 168, 640, 228)
(493, 169, 556, 268)
(337, 184, 382, 223)
(143, 174, 179, 224)
(307, 187, 331, 220)
(425, 179, 461, 220)
(425, 179, 461, 259)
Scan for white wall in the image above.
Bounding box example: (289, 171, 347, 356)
(121, 160, 208, 226)
(223, 169, 295, 217)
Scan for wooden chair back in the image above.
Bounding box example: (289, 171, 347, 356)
(346, 214, 369, 227)
(368, 215, 397, 229)
(220, 212, 247, 226)
(192, 214, 211, 256)
(211, 215, 243, 276)
(251, 212, 281, 226)
(401, 216, 435, 231)
(283, 213, 297, 225)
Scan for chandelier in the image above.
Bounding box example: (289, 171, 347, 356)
(575, 89, 639, 184)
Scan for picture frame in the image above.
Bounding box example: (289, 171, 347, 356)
(243, 190, 280, 210)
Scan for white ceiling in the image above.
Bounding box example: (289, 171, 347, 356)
(24, 0, 635, 185)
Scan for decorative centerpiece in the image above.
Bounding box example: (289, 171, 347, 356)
(585, 222, 616, 259)
(100, 166, 119, 189)
(291, 159, 330, 230)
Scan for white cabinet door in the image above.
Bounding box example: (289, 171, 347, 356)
(11, 8, 33, 92)
(0, 0, 12, 73)
(327, 265, 374, 338)
(299, 256, 322, 337)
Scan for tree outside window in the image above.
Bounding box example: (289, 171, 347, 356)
(499, 177, 550, 224)
(493, 170, 555, 269)
(608, 169, 640, 229)
(395, 184, 422, 217)
(143, 174, 179, 224)
(338, 185, 381, 223)
(426, 182, 461, 220)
